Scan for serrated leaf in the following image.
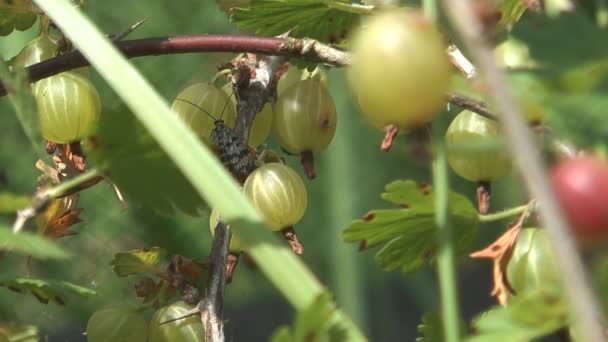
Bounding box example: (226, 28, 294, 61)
(85, 106, 206, 215)
(270, 292, 345, 342)
(0, 278, 95, 305)
(110, 247, 165, 277)
(512, 12, 608, 70)
(231, 0, 360, 44)
(342, 180, 478, 272)
(0, 225, 71, 260)
(0, 61, 45, 158)
(416, 312, 466, 342)
(0, 192, 31, 214)
(466, 289, 568, 342)
(0, 322, 39, 342)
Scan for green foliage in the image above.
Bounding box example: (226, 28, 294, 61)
(0, 322, 39, 342)
(0, 192, 30, 213)
(416, 312, 466, 342)
(499, 0, 527, 29)
(0, 278, 95, 305)
(84, 105, 206, 215)
(231, 0, 360, 43)
(0, 61, 45, 157)
(466, 290, 569, 342)
(342, 180, 478, 272)
(0, 225, 71, 260)
(110, 247, 165, 277)
(270, 292, 346, 342)
(513, 12, 608, 70)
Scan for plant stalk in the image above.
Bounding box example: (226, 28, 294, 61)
(432, 120, 461, 342)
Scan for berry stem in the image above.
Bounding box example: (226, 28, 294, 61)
(281, 226, 304, 255)
(478, 203, 533, 223)
(381, 124, 399, 151)
(476, 181, 491, 214)
(300, 151, 316, 179)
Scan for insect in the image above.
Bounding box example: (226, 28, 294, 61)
(173, 92, 255, 181)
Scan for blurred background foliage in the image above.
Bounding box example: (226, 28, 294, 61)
(1, 1, 606, 341)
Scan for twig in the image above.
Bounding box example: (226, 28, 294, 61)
(443, 1, 606, 341)
(201, 220, 231, 342)
(0, 35, 350, 97)
(446, 44, 477, 79)
(109, 17, 149, 42)
(446, 93, 495, 119)
(11, 168, 101, 233)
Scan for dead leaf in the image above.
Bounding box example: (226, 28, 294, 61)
(470, 224, 521, 305)
(134, 277, 163, 304)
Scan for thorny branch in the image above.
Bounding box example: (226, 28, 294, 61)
(443, 0, 606, 341)
(201, 221, 231, 342)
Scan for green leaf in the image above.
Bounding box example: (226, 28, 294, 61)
(231, 0, 361, 44)
(110, 247, 165, 277)
(0, 322, 39, 342)
(512, 12, 608, 70)
(0, 226, 71, 260)
(270, 327, 294, 342)
(342, 180, 478, 272)
(465, 290, 569, 342)
(0, 192, 31, 213)
(0, 278, 95, 305)
(85, 105, 207, 215)
(0, 61, 45, 157)
(416, 312, 466, 342)
(499, 0, 527, 29)
(271, 292, 346, 342)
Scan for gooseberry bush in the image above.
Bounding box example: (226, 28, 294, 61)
(2, 0, 608, 341)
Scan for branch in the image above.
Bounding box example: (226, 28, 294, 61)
(443, 1, 606, 341)
(447, 93, 495, 119)
(0, 34, 350, 97)
(201, 221, 231, 342)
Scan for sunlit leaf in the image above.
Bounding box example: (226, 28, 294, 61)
(111, 247, 166, 277)
(342, 180, 478, 272)
(231, 0, 361, 44)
